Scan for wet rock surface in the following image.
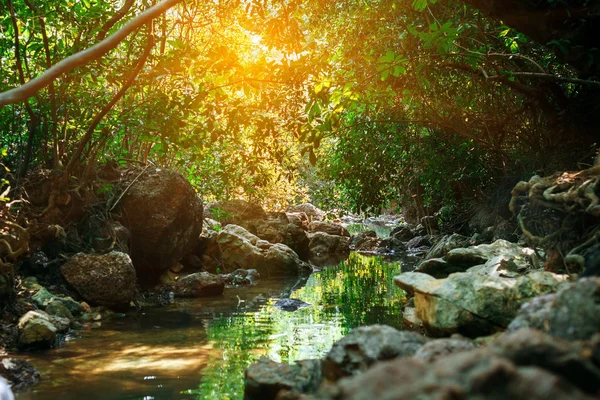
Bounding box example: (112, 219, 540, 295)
(219, 269, 260, 286)
(61, 251, 136, 310)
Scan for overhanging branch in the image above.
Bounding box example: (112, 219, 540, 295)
(0, 0, 183, 107)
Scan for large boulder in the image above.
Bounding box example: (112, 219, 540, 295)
(308, 221, 350, 237)
(322, 325, 429, 381)
(204, 199, 266, 225)
(416, 239, 536, 279)
(207, 225, 312, 276)
(308, 232, 350, 267)
(119, 168, 203, 282)
(61, 252, 136, 310)
(309, 349, 592, 400)
(252, 214, 310, 261)
(287, 203, 326, 221)
(394, 270, 567, 336)
(507, 277, 600, 340)
(173, 272, 224, 298)
(489, 329, 600, 394)
(244, 357, 322, 400)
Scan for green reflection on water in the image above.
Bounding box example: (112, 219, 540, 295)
(194, 253, 405, 399)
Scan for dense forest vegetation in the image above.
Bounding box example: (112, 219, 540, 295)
(0, 0, 598, 216)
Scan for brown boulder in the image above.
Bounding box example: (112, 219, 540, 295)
(61, 252, 136, 310)
(119, 168, 203, 282)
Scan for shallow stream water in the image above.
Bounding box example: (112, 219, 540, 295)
(16, 253, 408, 400)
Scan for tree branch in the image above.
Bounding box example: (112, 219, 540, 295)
(0, 0, 183, 107)
(97, 0, 137, 41)
(66, 28, 155, 173)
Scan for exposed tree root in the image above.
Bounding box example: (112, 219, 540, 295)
(511, 165, 600, 273)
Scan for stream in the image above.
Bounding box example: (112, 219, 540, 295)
(15, 252, 409, 400)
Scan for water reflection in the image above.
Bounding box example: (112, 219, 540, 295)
(16, 253, 405, 400)
(195, 253, 404, 399)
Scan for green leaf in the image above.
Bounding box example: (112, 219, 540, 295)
(378, 50, 395, 63)
(412, 0, 428, 11)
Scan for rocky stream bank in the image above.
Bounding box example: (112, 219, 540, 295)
(0, 165, 599, 399)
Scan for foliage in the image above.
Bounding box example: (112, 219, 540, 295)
(0, 0, 597, 214)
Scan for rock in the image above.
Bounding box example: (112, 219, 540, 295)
(264, 244, 312, 276)
(173, 272, 224, 298)
(393, 272, 436, 295)
(354, 237, 381, 252)
(17, 311, 57, 348)
(490, 329, 600, 394)
(406, 235, 431, 250)
(44, 300, 74, 321)
(322, 325, 429, 381)
(31, 287, 55, 308)
(394, 271, 567, 336)
(401, 307, 423, 330)
(205, 199, 266, 225)
(220, 269, 260, 286)
(274, 298, 311, 311)
(308, 221, 350, 237)
(379, 237, 406, 252)
(61, 252, 136, 310)
(31, 288, 83, 316)
(211, 225, 312, 276)
(412, 337, 475, 362)
(444, 239, 533, 269)
(244, 357, 322, 400)
(119, 168, 203, 282)
(415, 239, 537, 279)
(390, 225, 414, 241)
(252, 214, 311, 261)
(507, 277, 600, 340)
(425, 233, 471, 260)
(0, 358, 40, 391)
(351, 231, 382, 252)
(287, 203, 326, 221)
(308, 232, 350, 267)
(286, 212, 309, 230)
(313, 349, 592, 400)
